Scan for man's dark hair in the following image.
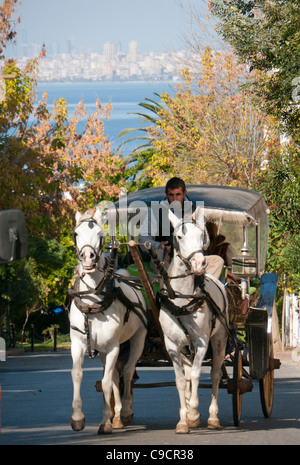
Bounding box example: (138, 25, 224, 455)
(165, 177, 186, 192)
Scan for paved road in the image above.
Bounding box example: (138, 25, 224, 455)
(0, 351, 299, 447)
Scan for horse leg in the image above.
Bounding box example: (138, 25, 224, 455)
(111, 367, 124, 429)
(164, 337, 189, 434)
(70, 340, 86, 431)
(99, 353, 123, 427)
(121, 326, 147, 426)
(98, 345, 120, 434)
(207, 330, 227, 429)
(186, 342, 208, 429)
(183, 363, 191, 409)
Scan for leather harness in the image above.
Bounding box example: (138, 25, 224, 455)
(67, 224, 148, 358)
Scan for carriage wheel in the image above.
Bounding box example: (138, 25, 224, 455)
(259, 336, 274, 418)
(232, 348, 243, 426)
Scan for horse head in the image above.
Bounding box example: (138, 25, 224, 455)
(74, 209, 105, 273)
(169, 206, 209, 275)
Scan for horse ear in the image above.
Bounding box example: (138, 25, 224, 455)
(192, 207, 210, 250)
(75, 211, 82, 225)
(192, 206, 205, 228)
(168, 208, 182, 229)
(93, 209, 103, 226)
(203, 228, 210, 251)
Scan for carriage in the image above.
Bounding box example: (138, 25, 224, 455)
(112, 184, 280, 426)
(68, 184, 281, 433)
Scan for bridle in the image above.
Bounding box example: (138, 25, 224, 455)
(73, 218, 105, 268)
(172, 219, 209, 272)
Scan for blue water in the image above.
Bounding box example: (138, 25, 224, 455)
(36, 81, 176, 155)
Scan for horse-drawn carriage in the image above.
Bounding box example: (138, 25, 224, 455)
(68, 185, 281, 434)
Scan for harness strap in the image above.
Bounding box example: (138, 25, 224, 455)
(156, 288, 205, 360)
(157, 289, 204, 316)
(157, 274, 236, 358)
(70, 317, 98, 359)
(116, 286, 148, 328)
(148, 246, 176, 299)
(68, 278, 148, 359)
(200, 287, 236, 342)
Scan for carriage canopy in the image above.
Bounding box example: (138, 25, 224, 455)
(113, 185, 269, 272)
(115, 185, 268, 227)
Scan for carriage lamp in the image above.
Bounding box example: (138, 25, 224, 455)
(231, 226, 257, 278)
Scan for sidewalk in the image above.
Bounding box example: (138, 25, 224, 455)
(275, 349, 300, 364)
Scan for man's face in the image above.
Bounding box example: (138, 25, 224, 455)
(165, 187, 187, 206)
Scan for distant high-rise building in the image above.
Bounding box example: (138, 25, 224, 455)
(53, 41, 60, 56)
(129, 41, 137, 62)
(66, 38, 74, 55)
(103, 41, 115, 63)
(116, 41, 122, 53)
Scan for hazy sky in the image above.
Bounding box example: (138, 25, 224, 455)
(13, 0, 215, 53)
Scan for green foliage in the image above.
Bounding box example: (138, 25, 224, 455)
(210, 0, 300, 142)
(121, 53, 278, 189)
(254, 143, 300, 291)
(0, 234, 77, 328)
(0, 10, 124, 332)
(0, 60, 68, 232)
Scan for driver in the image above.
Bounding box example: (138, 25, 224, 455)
(138, 177, 224, 279)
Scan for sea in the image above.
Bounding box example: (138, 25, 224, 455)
(36, 80, 177, 156)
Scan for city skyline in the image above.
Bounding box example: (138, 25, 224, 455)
(9, 0, 217, 55)
(15, 39, 191, 82)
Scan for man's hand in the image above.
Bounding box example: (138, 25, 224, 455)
(159, 241, 171, 255)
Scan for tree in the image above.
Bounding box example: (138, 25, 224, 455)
(0, 234, 77, 332)
(0, 2, 125, 333)
(209, 0, 300, 142)
(119, 96, 166, 189)
(0, 59, 125, 329)
(122, 48, 278, 188)
(254, 142, 300, 292)
(206, 0, 300, 290)
(0, 0, 19, 60)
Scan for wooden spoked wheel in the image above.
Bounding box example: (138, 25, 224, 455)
(259, 336, 274, 418)
(232, 348, 243, 427)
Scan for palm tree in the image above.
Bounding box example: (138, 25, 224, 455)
(118, 94, 164, 188)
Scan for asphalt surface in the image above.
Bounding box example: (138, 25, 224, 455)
(0, 350, 299, 447)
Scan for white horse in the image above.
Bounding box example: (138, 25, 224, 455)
(159, 207, 229, 433)
(69, 209, 147, 434)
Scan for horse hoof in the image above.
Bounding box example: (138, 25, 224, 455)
(207, 419, 221, 429)
(70, 416, 85, 431)
(98, 423, 113, 434)
(175, 423, 189, 434)
(187, 416, 201, 428)
(121, 413, 134, 427)
(112, 417, 124, 429)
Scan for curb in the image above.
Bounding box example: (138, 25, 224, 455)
(6, 348, 25, 356)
